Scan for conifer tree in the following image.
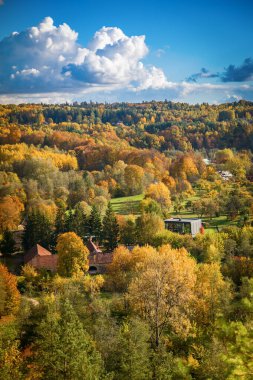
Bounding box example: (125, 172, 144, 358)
(108, 319, 151, 380)
(0, 230, 16, 255)
(88, 206, 102, 242)
(36, 299, 104, 380)
(102, 203, 119, 251)
(23, 211, 54, 251)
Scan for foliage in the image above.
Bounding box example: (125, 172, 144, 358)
(56, 232, 89, 277)
(0, 264, 20, 317)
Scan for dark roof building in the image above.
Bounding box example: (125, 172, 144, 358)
(164, 218, 203, 237)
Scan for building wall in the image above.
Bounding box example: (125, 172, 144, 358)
(29, 255, 58, 272)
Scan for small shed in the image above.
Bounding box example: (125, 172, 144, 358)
(164, 218, 202, 237)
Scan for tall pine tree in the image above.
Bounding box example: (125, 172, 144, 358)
(35, 299, 103, 380)
(0, 230, 16, 255)
(23, 211, 54, 251)
(102, 203, 119, 251)
(88, 206, 102, 242)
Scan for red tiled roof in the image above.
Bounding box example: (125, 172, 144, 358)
(86, 239, 102, 254)
(24, 244, 52, 264)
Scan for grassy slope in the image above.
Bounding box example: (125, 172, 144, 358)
(111, 194, 144, 215)
(111, 190, 240, 232)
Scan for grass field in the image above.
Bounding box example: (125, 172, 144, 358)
(111, 190, 242, 232)
(111, 194, 144, 215)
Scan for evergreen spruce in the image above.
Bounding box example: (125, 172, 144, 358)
(88, 206, 102, 242)
(23, 211, 54, 251)
(0, 230, 16, 255)
(36, 299, 103, 380)
(102, 203, 119, 251)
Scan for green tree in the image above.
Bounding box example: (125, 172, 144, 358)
(23, 211, 54, 251)
(109, 319, 151, 380)
(0, 321, 23, 380)
(89, 206, 102, 242)
(102, 203, 119, 251)
(136, 213, 164, 245)
(0, 230, 16, 255)
(35, 299, 104, 380)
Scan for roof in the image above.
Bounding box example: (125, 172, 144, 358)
(24, 244, 52, 264)
(86, 239, 102, 254)
(164, 218, 202, 224)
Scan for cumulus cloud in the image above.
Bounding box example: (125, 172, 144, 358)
(0, 17, 170, 94)
(221, 58, 253, 82)
(0, 17, 252, 103)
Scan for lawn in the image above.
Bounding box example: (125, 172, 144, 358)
(111, 187, 247, 233)
(111, 194, 144, 215)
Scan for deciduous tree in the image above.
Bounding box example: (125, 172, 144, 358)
(56, 232, 89, 277)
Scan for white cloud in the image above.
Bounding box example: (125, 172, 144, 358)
(0, 17, 252, 103)
(0, 17, 171, 94)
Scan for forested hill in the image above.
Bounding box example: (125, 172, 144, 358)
(1, 100, 253, 153)
(1, 100, 253, 379)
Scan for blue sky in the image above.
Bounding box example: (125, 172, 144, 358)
(0, 0, 253, 103)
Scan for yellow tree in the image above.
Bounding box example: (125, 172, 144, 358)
(0, 264, 20, 317)
(124, 164, 145, 195)
(0, 196, 24, 233)
(107, 245, 157, 292)
(145, 182, 171, 211)
(56, 232, 89, 277)
(128, 245, 197, 347)
(194, 263, 231, 327)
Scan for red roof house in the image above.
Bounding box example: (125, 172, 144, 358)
(24, 240, 113, 274)
(24, 244, 58, 272)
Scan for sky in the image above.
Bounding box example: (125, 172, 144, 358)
(0, 0, 253, 104)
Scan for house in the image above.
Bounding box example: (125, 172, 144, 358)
(164, 218, 203, 237)
(86, 237, 102, 255)
(23, 239, 113, 274)
(88, 252, 113, 274)
(24, 244, 58, 272)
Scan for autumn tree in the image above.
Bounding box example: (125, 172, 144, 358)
(194, 263, 231, 327)
(145, 182, 171, 212)
(0, 264, 20, 317)
(0, 321, 23, 380)
(128, 245, 197, 347)
(124, 164, 145, 195)
(107, 246, 134, 292)
(136, 213, 164, 245)
(0, 196, 24, 233)
(56, 232, 89, 277)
